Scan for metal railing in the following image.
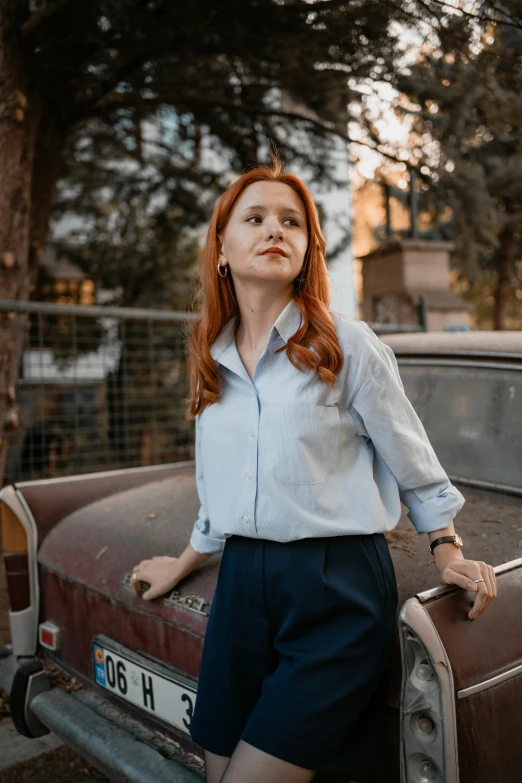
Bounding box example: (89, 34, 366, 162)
(0, 299, 427, 485)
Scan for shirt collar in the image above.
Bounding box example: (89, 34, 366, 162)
(209, 298, 303, 362)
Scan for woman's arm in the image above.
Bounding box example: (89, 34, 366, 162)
(427, 520, 464, 568)
(172, 543, 214, 579)
(132, 414, 224, 600)
(345, 322, 496, 619)
(348, 324, 466, 535)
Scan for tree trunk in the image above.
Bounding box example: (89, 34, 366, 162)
(494, 223, 514, 331)
(0, 5, 36, 484)
(28, 113, 66, 291)
(0, 6, 65, 485)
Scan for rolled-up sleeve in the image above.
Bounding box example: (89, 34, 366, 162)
(189, 414, 226, 554)
(348, 322, 466, 534)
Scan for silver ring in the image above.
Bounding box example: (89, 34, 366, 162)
(473, 578, 485, 583)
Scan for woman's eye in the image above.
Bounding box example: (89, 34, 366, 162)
(246, 215, 299, 226)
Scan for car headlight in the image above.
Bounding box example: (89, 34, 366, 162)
(398, 597, 459, 783)
(0, 486, 39, 655)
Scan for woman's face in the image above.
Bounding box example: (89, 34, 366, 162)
(217, 180, 309, 290)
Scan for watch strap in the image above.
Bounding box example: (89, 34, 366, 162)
(429, 535, 461, 554)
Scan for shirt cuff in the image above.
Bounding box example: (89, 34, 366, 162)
(407, 485, 466, 534)
(190, 524, 226, 554)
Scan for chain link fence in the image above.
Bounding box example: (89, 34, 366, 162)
(1, 301, 197, 485)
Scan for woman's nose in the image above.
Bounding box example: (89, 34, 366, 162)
(263, 220, 284, 240)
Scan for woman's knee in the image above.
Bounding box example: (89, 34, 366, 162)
(204, 748, 231, 783)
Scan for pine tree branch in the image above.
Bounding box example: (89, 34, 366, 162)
(87, 90, 431, 175)
(486, 2, 522, 27)
(422, 0, 522, 31)
(381, 0, 441, 27)
(381, 0, 522, 32)
(71, 52, 163, 122)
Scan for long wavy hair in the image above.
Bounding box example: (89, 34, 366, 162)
(184, 157, 345, 419)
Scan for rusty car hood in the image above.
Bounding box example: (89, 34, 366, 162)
(37, 467, 522, 622)
(37, 465, 220, 638)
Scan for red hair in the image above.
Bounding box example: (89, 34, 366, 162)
(184, 157, 345, 419)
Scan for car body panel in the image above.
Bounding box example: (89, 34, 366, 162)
(424, 564, 522, 691)
(19, 462, 184, 542)
(455, 670, 522, 782)
(399, 557, 522, 783)
(37, 468, 218, 638)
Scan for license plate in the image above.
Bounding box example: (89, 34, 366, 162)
(92, 639, 197, 734)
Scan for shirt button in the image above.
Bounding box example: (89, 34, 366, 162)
(249, 430, 255, 437)
(242, 515, 249, 523)
(246, 472, 252, 479)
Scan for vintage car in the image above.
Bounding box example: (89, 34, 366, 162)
(0, 328, 521, 783)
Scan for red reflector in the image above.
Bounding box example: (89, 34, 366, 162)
(39, 621, 61, 651)
(41, 629, 53, 646)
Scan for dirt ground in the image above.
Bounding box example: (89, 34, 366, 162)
(0, 730, 111, 783)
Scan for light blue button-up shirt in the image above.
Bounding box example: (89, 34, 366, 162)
(189, 298, 465, 554)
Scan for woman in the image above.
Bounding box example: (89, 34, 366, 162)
(131, 159, 497, 783)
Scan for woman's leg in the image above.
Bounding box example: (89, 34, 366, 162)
(191, 538, 276, 770)
(219, 740, 317, 783)
(204, 749, 231, 783)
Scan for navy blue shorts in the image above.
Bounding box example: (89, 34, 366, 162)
(189, 532, 399, 773)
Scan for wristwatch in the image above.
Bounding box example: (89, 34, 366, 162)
(429, 533, 463, 555)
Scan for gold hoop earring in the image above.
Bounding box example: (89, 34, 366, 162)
(217, 261, 228, 277)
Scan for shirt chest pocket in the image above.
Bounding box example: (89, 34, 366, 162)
(261, 402, 340, 485)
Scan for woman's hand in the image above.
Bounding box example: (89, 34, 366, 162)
(437, 557, 497, 620)
(130, 556, 181, 601)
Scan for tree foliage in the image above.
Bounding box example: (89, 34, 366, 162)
(354, 0, 522, 328)
(44, 0, 404, 311)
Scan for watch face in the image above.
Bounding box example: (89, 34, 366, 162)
(455, 534, 463, 546)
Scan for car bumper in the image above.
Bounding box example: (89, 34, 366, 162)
(0, 653, 203, 783)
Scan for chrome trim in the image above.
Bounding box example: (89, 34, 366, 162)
(447, 473, 522, 497)
(397, 358, 522, 371)
(0, 486, 40, 656)
(121, 574, 209, 616)
(395, 349, 522, 360)
(414, 557, 522, 605)
(31, 684, 201, 782)
(15, 460, 187, 490)
(398, 598, 460, 783)
(457, 663, 522, 700)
